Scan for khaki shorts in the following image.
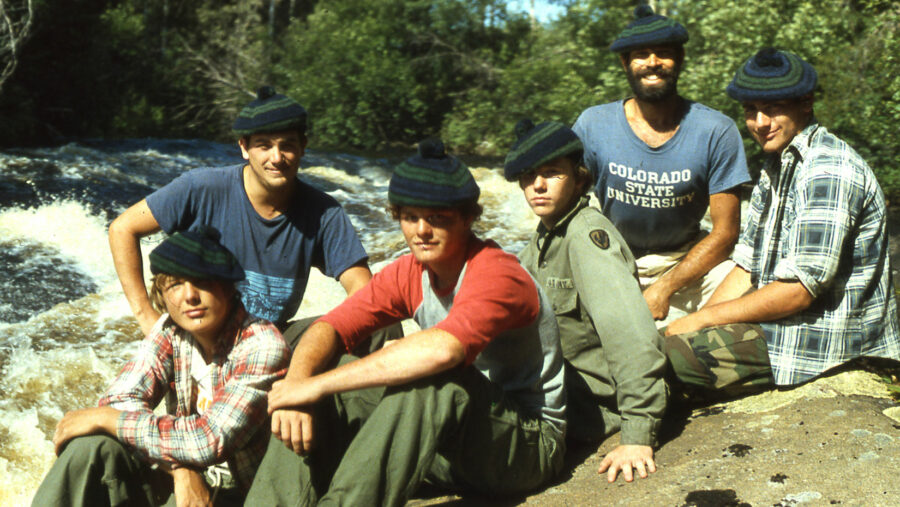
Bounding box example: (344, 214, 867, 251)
(636, 233, 734, 328)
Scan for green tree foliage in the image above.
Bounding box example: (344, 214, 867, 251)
(274, 0, 432, 149)
(1, 0, 198, 142)
(274, 0, 530, 150)
(444, 0, 633, 153)
(813, 1, 900, 195)
(2, 0, 900, 198)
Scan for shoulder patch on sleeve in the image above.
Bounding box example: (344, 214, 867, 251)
(589, 229, 609, 249)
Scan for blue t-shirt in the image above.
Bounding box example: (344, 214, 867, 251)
(573, 100, 750, 252)
(146, 164, 368, 325)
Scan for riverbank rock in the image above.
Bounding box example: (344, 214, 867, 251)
(409, 369, 900, 506)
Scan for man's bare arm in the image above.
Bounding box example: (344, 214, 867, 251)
(108, 199, 163, 336)
(666, 279, 814, 336)
(285, 320, 344, 381)
(338, 263, 373, 297)
(704, 264, 753, 307)
(269, 321, 465, 455)
(171, 468, 211, 507)
(270, 326, 465, 411)
(643, 190, 741, 320)
(269, 321, 342, 455)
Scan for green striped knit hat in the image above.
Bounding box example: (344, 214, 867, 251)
(149, 226, 244, 282)
(609, 5, 688, 54)
(727, 48, 817, 102)
(388, 139, 480, 208)
(232, 86, 308, 137)
(503, 119, 583, 182)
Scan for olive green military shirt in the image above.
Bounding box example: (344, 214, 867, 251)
(518, 197, 666, 446)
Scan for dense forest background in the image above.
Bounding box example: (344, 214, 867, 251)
(2, 0, 899, 196)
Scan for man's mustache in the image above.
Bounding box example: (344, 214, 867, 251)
(636, 67, 676, 80)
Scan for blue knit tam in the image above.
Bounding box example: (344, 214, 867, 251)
(149, 226, 245, 282)
(232, 86, 308, 137)
(388, 139, 480, 208)
(609, 5, 688, 54)
(726, 48, 817, 102)
(503, 119, 583, 182)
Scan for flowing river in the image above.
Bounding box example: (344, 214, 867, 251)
(0, 139, 536, 505)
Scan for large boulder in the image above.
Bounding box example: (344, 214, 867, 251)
(410, 369, 900, 506)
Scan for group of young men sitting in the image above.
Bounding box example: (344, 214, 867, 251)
(33, 6, 900, 507)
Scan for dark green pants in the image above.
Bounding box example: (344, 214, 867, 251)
(244, 365, 565, 506)
(665, 323, 775, 402)
(31, 435, 242, 507)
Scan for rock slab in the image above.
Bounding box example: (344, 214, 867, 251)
(410, 371, 900, 506)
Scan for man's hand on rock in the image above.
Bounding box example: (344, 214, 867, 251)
(598, 444, 657, 483)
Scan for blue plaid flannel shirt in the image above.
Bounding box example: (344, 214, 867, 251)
(733, 122, 900, 385)
(99, 306, 289, 491)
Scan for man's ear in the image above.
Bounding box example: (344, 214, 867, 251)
(238, 136, 251, 161)
(299, 134, 309, 156)
(619, 54, 629, 72)
(801, 94, 815, 115)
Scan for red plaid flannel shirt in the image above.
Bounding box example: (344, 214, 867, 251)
(99, 305, 289, 490)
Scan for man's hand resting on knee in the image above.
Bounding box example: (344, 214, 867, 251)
(271, 408, 316, 456)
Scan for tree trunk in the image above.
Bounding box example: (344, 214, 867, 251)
(0, 0, 35, 94)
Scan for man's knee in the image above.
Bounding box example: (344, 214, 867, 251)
(282, 316, 320, 350)
(282, 318, 405, 355)
(58, 435, 130, 465)
(665, 323, 772, 392)
(365, 370, 474, 431)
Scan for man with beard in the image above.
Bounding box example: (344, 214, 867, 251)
(573, 6, 750, 328)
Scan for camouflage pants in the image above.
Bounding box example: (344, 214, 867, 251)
(665, 323, 775, 402)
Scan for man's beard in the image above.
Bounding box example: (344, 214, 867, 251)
(625, 65, 680, 103)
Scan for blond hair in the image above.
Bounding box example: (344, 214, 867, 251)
(148, 273, 173, 314)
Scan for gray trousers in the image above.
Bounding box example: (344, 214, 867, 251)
(245, 364, 565, 506)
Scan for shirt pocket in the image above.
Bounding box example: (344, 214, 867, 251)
(544, 283, 598, 359)
(544, 279, 578, 316)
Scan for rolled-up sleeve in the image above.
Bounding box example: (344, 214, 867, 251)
(773, 166, 861, 298)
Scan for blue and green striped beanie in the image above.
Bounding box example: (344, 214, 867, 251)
(388, 139, 480, 208)
(232, 86, 307, 137)
(503, 119, 583, 182)
(727, 48, 817, 102)
(149, 226, 244, 282)
(610, 5, 688, 54)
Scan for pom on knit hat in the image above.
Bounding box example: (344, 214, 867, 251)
(503, 119, 583, 182)
(726, 48, 817, 102)
(388, 139, 480, 208)
(609, 5, 688, 54)
(149, 226, 244, 282)
(232, 86, 308, 137)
